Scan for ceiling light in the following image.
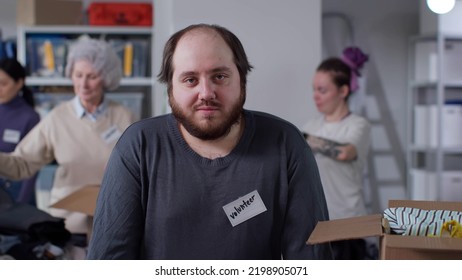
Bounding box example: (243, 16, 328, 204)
(427, 0, 456, 14)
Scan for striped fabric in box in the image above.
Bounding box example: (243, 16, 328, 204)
(384, 207, 462, 237)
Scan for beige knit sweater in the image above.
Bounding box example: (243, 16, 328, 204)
(0, 99, 137, 233)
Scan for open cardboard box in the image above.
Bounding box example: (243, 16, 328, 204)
(50, 184, 100, 237)
(307, 200, 462, 260)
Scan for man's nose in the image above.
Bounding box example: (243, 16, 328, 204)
(198, 79, 216, 100)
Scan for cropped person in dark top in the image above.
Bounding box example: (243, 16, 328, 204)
(0, 58, 40, 204)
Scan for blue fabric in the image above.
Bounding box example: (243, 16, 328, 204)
(0, 234, 21, 254)
(72, 96, 109, 121)
(0, 178, 19, 201)
(0, 95, 40, 152)
(0, 177, 37, 206)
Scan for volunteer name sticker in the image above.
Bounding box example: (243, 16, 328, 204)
(3, 129, 21, 144)
(101, 125, 122, 144)
(223, 190, 267, 227)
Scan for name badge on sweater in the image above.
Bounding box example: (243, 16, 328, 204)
(3, 129, 21, 144)
(101, 125, 122, 144)
(223, 190, 267, 227)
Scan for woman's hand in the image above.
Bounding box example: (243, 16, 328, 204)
(335, 144, 357, 162)
(305, 134, 357, 162)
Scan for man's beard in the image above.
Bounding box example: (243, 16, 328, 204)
(169, 92, 245, 140)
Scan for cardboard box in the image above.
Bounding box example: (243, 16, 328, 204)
(17, 0, 83, 26)
(50, 184, 100, 236)
(307, 200, 462, 260)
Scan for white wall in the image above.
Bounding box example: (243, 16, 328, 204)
(0, 0, 18, 39)
(323, 0, 419, 148)
(154, 0, 321, 127)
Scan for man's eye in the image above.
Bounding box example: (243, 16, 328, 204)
(185, 78, 197, 85)
(214, 74, 228, 82)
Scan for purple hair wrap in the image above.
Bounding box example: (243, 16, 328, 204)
(341, 47, 369, 92)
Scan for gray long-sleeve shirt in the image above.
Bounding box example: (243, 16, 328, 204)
(87, 110, 332, 259)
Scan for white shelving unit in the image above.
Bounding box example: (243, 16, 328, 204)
(16, 25, 162, 118)
(407, 33, 462, 201)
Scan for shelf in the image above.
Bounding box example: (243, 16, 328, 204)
(17, 24, 160, 118)
(407, 30, 462, 202)
(410, 81, 437, 88)
(410, 80, 462, 88)
(26, 77, 154, 87)
(410, 32, 462, 42)
(409, 145, 462, 154)
(19, 25, 153, 36)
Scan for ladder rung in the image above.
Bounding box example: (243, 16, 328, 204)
(373, 180, 403, 186)
(369, 120, 382, 125)
(370, 150, 393, 155)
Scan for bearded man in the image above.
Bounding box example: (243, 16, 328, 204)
(87, 23, 332, 260)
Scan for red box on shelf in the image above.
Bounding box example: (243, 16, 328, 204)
(87, 2, 153, 26)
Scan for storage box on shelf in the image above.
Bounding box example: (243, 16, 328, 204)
(413, 103, 462, 147)
(411, 169, 462, 201)
(414, 40, 462, 83)
(87, 2, 153, 26)
(17, 0, 83, 26)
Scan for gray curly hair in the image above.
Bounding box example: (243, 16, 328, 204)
(65, 36, 122, 91)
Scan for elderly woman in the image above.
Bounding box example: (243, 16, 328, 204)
(0, 37, 137, 238)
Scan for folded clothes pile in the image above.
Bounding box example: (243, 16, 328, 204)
(384, 207, 462, 238)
